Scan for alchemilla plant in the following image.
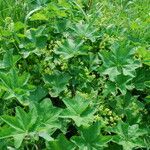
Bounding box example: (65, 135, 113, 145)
(0, 0, 150, 149)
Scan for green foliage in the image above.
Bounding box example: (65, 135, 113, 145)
(61, 94, 95, 126)
(0, 68, 34, 105)
(55, 38, 86, 59)
(100, 42, 140, 79)
(71, 122, 111, 150)
(0, 0, 150, 149)
(0, 99, 62, 148)
(43, 71, 71, 97)
(108, 122, 147, 150)
(47, 134, 75, 150)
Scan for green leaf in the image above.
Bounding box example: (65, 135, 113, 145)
(61, 94, 96, 126)
(71, 122, 111, 149)
(43, 71, 71, 97)
(1, 116, 24, 132)
(136, 46, 150, 66)
(14, 22, 25, 31)
(0, 68, 34, 104)
(69, 20, 99, 42)
(0, 127, 16, 139)
(29, 86, 48, 102)
(33, 99, 62, 133)
(19, 26, 48, 58)
(115, 74, 133, 95)
(132, 67, 150, 90)
(13, 134, 25, 149)
(30, 13, 48, 21)
(104, 74, 132, 95)
(47, 134, 75, 150)
(55, 38, 86, 59)
(108, 122, 147, 150)
(1, 50, 21, 69)
(0, 99, 62, 148)
(99, 42, 141, 81)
